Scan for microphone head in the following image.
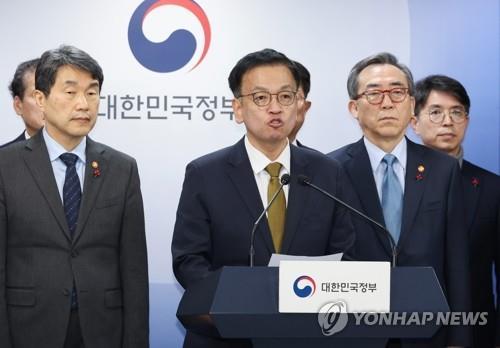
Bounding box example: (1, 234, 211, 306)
(280, 173, 291, 185)
(297, 174, 311, 185)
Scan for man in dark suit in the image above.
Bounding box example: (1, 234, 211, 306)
(0, 45, 149, 348)
(411, 74, 499, 347)
(329, 53, 471, 347)
(288, 60, 311, 147)
(1, 58, 44, 148)
(172, 48, 354, 348)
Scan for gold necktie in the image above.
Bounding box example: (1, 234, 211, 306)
(265, 162, 286, 253)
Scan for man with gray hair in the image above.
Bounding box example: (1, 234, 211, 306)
(0, 45, 149, 348)
(329, 53, 471, 347)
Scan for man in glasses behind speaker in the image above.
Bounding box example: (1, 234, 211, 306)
(411, 74, 499, 348)
(329, 53, 471, 347)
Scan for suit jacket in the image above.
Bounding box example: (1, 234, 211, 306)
(461, 160, 499, 347)
(172, 137, 355, 347)
(0, 131, 149, 348)
(329, 137, 471, 347)
(0, 132, 26, 148)
(294, 139, 318, 152)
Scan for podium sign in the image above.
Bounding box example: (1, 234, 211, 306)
(178, 266, 449, 346)
(279, 261, 390, 313)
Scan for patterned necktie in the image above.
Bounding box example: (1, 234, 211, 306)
(60, 153, 82, 309)
(60, 153, 82, 238)
(265, 162, 286, 253)
(381, 154, 403, 243)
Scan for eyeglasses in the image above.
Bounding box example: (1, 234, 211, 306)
(239, 90, 297, 107)
(427, 108, 468, 124)
(356, 87, 409, 105)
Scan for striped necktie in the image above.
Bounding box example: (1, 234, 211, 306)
(60, 153, 81, 238)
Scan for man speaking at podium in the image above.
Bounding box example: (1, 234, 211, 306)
(172, 48, 355, 348)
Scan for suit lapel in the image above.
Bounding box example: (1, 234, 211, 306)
(344, 139, 392, 256)
(461, 161, 481, 232)
(226, 138, 275, 254)
(22, 132, 71, 241)
(399, 139, 426, 249)
(72, 137, 106, 243)
(280, 145, 310, 254)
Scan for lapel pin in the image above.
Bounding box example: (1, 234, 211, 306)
(416, 164, 425, 181)
(91, 161, 101, 177)
(471, 177, 479, 188)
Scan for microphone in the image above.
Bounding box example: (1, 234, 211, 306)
(297, 175, 398, 267)
(249, 173, 291, 267)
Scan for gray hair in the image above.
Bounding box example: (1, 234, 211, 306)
(36, 45, 103, 96)
(347, 52, 414, 99)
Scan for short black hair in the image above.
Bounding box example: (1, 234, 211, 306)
(36, 45, 104, 96)
(228, 48, 300, 97)
(9, 58, 40, 100)
(294, 60, 311, 98)
(414, 75, 470, 116)
(347, 52, 414, 99)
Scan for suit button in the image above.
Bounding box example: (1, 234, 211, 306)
(71, 250, 78, 258)
(63, 289, 70, 296)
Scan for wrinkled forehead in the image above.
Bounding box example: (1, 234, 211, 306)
(358, 64, 408, 90)
(54, 65, 99, 87)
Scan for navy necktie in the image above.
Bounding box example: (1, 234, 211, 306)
(60, 153, 81, 238)
(60, 153, 81, 309)
(381, 154, 403, 243)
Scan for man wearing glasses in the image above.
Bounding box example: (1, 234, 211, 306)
(172, 48, 354, 348)
(411, 75, 499, 348)
(329, 53, 471, 347)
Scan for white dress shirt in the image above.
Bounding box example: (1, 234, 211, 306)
(364, 136, 407, 201)
(43, 127, 86, 202)
(244, 136, 290, 208)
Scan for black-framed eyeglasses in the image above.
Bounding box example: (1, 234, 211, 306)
(428, 107, 468, 124)
(355, 87, 409, 105)
(238, 90, 297, 107)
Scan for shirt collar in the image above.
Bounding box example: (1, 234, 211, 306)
(43, 127, 87, 163)
(364, 136, 407, 172)
(244, 136, 291, 175)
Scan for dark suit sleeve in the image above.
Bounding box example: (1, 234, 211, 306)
(0, 165, 13, 347)
(329, 163, 356, 260)
(120, 160, 149, 348)
(445, 162, 472, 346)
(172, 162, 213, 289)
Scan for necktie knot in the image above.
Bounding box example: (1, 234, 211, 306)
(265, 162, 282, 178)
(60, 153, 79, 167)
(382, 153, 397, 167)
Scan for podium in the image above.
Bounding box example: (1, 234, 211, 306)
(177, 266, 449, 348)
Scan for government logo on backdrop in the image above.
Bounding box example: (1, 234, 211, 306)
(128, 0, 211, 73)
